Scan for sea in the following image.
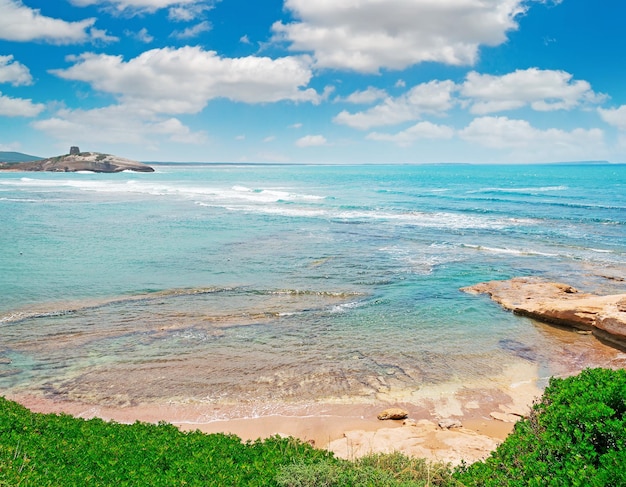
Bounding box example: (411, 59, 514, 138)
(1, 163, 625, 415)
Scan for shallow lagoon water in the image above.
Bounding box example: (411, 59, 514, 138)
(1, 163, 625, 412)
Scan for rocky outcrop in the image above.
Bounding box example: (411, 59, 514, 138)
(377, 407, 409, 420)
(462, 277, 626, 349)
(0, 151, 154, 173)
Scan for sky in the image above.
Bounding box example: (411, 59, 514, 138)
(1, 0, 626, 164)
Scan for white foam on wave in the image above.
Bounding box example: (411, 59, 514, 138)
(330, 300, 366, 313)
(231, 185, 325, 203)
(0, 197, 40, 203)
(0, 177, 326, 204)
(461, 244, 558, 257)
(587, 247, 614, 254)
(468, 185, 568, 194)
(211, 201, 539, 230)
(380, 245, 460, 275)
(335, 208, 535, 230)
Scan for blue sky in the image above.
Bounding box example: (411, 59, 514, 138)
(1, 0, 626, 163)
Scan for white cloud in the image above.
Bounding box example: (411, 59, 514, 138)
(367, 121, 454, 146)
(50, 47, 322, 114)
(598, 106, 626, 131)
(70, 0, 210, 16)
(0, 92, 45, 117)
(263, 136, 276, 143)
(89, 27, 119, 44)
(0, 0, 99, 44)
(338, 87, 388, 104)
(296, 135, 327, 147)
(461, 68, 605, 114)
(273, 0, 527, 73)
(32, 105, 206, 145)
(168, 2, 214, 21)
(127, 27, 154, 43)
(459, 116, 605, 161)
(0, 55, 33, 86)
(171, 20, 211, 39)
(334, 80, 456, 129)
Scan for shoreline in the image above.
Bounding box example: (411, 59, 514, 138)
(4, 393, 515, 465)
(4, 363, 543, 465)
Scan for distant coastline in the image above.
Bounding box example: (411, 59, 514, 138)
(0, 150, 621, 168)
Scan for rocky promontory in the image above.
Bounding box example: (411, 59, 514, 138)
(462, 277, 626, 349)
(0, 148, 154, 173)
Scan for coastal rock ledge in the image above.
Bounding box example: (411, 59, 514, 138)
(462, 277, 626, 349)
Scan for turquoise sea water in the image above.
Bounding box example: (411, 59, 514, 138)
(1, 163, 625, 412)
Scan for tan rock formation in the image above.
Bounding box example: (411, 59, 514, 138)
(377, 408, 409, 420)
(328, 419, 500, 465)
(462, 277, 626, 349)
(0, 151, 154, 173)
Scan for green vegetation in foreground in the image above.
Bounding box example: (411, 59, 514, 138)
(457, 367, 626, 486)
(0, 396, 455, 487)
(1, 368, 625, 486)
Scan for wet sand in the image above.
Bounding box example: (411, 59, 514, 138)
(5, 363, 542, 465)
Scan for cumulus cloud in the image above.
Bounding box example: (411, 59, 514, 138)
(70, 0, 211, 16)
(338, 87, 388, 104)
(459, 116, 605, 160)
(296, 135, 327, 147)
(32, 105, 206, 145)
(168, 2, 214, 21)
(0, 92, 45, 117)
(598, 106, 626, 131)
(126, 27, 154, 43)
(0, 0, 102, 44)
(334, 80, 456, 129)
(0, 55, 33, 86)
(461, 68, 605, 114)
(273, 0, 527, 73)
(50, 47, 322, 114)
(90, 27, 120, 44)
(367, 121, 454, 146)
(171, 20, 211, 39)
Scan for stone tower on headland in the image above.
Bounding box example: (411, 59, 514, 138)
(69, 146, 80, 155)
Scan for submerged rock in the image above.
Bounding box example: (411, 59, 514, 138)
(462, 277, 626, 349)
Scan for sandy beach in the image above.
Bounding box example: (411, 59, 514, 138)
(5, 362, 551, 465)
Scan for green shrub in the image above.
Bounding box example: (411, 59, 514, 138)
(2, 368, 624, 486)
(0, 397, 333, 486)
(456, 368, 626, 486)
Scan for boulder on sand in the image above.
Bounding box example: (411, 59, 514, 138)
(377, 408, 409, 420)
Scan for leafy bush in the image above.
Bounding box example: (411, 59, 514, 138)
(2, 368, 624, 486)
(456, 368, 626, 486)
(0, 397, 334, 486)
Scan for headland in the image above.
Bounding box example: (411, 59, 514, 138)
(0, 146, 154, 173)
